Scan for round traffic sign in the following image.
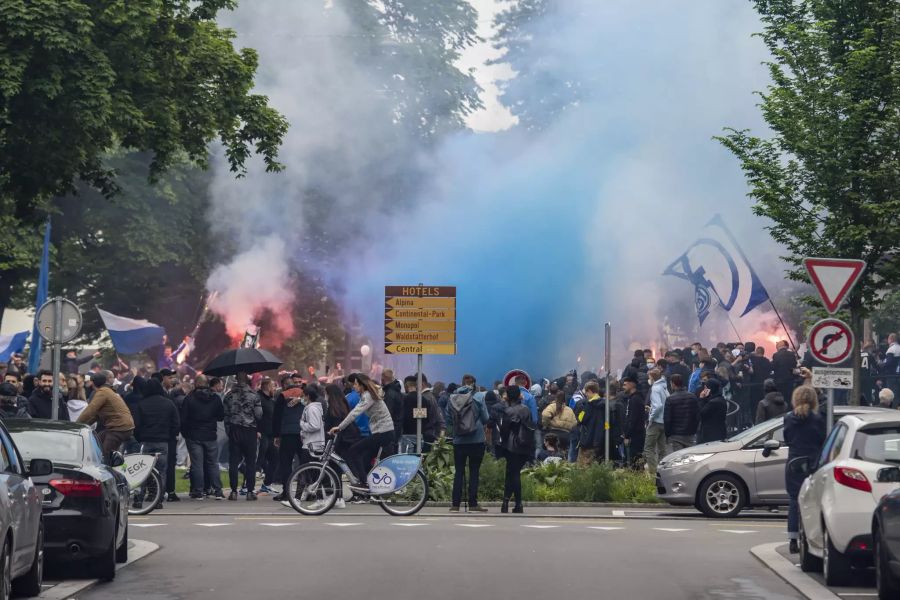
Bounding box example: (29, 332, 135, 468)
(36, 298, 83, 344)
(503, 369, 531, 389)
(808, 318, 854, 365)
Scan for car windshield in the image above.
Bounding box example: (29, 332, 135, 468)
(850, 425, 900, 464)
(9, 430, 83, 466)
(726, 419, 776, 442)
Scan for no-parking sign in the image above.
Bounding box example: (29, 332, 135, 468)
(808, 318, 854, 365)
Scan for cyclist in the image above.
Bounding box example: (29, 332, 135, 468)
(327, 374, 395, 486)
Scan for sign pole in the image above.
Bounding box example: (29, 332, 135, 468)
(50, 297, 63, 420)
(827, 388, 834, 435)
(416, 353, 423, 454)
(604, 323, 611, 464)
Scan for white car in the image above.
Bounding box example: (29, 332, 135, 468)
(798, 412, 900, 585)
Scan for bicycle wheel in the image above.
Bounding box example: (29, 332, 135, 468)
(377, 470, 428, 517)
(286, 463, 340, 516)
(128, 469, 163, 516)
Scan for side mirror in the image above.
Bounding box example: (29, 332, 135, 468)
(27, 458, 53, 478)
(761, 439, 781, 457)
(788, 456, 811, 477)
(877, 467, 900, 483)
(107, 451, 125, 468)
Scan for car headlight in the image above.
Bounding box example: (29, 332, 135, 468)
(665, 453, 714, 468)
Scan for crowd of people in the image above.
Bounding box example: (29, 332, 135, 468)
(0, 330, 898, 515)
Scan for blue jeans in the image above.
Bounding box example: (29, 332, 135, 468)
(188, 439, 221, 495)
(787, 496, 800, 540)
(568, 434, 579, 463)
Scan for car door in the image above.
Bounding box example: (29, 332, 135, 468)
(750, 425, 788, 501)
(0, 426, 34, 572)
(802, 423, 848, 553)
(89, 433, 127, 539)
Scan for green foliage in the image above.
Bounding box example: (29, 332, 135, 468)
(717, 1, 900, 313)
(424, 438, 659, 503)
(872, 289, 900, 337)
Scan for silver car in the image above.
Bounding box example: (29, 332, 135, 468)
(656, 405, 888, 518)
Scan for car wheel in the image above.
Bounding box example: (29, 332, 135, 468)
(697, 474, 745, 518)
(116, 521, 128, 564)
(0, 538, 11, 600)
(11, 523, 43, 597)
(875, 526, 900, 600)
(91, 524, 117, 582)
(799, 519, 822, 573)
(823, 524, 852, 586)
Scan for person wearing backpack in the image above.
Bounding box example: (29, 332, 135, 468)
(444, 375, 490, 513)
(499, 385, 535, 513)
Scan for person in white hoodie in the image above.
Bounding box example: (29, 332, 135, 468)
(297, 383, 334, 508)
(644, 368, 669, 477)
(66, 376, 89, 422)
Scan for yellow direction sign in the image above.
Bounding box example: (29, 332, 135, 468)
(385, 308, 456, 320)
(385, 297, 456, 309)
(386, 331, 456, 343)
(385, 319, 456, 332)
(384, 343, 456, 355)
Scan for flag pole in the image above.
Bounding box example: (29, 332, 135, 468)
(767, 298, 797, 354)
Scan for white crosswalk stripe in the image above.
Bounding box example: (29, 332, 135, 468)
(718, 530, 757, 534)
(260, 523, 297, 527)
(456, 523, 493, 528)
(196, 523, 230, 527)
(132, 524, 166, 528)
(392, 523, 429, 527)
(653, 528, 691, 532)
(523, 525, 559, 529)
(326, 523, 362, 527)
(588, 526, 625, 531)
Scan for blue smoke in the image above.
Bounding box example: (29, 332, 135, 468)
(344, 0, 776, 385)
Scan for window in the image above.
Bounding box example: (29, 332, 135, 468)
(849, 425, 900, 463)
(1, 432, 21, 475)
(0, 431, 10, 472)
(828, 424, 848, 463)
(8, 430, 83, 465)
(747, 426, 785, 449)
(816, 424, 847, 469)
(88, 434, 104, 464)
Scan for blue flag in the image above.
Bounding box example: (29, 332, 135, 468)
(0, 332, 29, 362)
(28, 220, 51, 373)
(97, 309, 167, 355)
(663, 214, 770, 326)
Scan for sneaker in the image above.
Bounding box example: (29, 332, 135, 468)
(213, 491, 226, 500)
(259, 485, 275, 495)
(182, 471, 190, 479)
(334, 499, 346, 509)
(281, 501, 292, 509)
(469, 505, 488, 513)
(239, 486, 248, 496)
(246, 492, 258, 501)
(349, 496, 368, 505)
(512, 506, 524, 514)
(449, 506, 460, 513)
(132, 500, 143, 510)
(167, 493, 181, 502)
(189, 492, 204, 500)
(228, 490, 238, 501)
(155, 502, 164, 510)
(788, 540, 799, 554)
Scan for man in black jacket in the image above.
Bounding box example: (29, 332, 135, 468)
(748, 346, 773, 416)
(27, 370, 70, 420)
(134, 378, 180, 509)
(621, 375, 646, 468)
(772, 341, 798, 403)
(663, 373, 699, 452)
(255, 378, 277, 494)
(381, 369, 404, 454)
(181, 375, 225, 499)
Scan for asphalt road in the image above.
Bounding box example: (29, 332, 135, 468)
(75, 507, 802, 600)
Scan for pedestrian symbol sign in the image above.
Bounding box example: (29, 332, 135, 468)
(803, 258, 866, 314)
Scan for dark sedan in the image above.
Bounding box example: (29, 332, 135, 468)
(872, 468, 900, 600)
(4, 420, 129, 581)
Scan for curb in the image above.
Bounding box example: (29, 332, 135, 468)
(42, 539, 159, 600)
(750, 542, 840, 600)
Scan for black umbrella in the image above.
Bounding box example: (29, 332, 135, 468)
(202, 348, 283, 377)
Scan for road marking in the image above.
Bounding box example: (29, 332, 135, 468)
(611, 510, 626, 516)
(588, 526, 625, 531)
(236, 516, 315, 521)
(837, 594, 877, 597)
(719, 529, 757, 534)
(326, 523, 362, 527)
(132, 524, 166, 528)
(456, 524, 493, 528)
(260, 523, 296, 527)
(393, 523, 429, 527)
(653, 528, 691, 532)
(523, 525, 559, 529)
(196, 523, 230, 527)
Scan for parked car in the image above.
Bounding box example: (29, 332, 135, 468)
(0, 419, 53, 599)
(872, 481, 900, 600)
(656, 405, 888, 518)
(5, 420, 129, 581)
(796, 412, 900, 586)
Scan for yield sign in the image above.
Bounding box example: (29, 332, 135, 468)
(803, 258, 866, 313)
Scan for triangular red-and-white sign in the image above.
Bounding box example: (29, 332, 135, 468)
(803, 257, 866, 313)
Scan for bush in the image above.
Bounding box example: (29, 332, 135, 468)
(422, 439, 659, 503)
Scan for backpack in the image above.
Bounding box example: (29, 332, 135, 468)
(508, 409, 536, 454)
(449, 392, 478, 436)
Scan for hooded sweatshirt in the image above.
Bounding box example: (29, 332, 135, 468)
(181, 387, 225, 441)
(755, 391, 787, 424)
(66, 399, 88, 422)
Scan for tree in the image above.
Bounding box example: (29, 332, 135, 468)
(0, 0, 287, 326)
(718, 0, 900, 404)
(491, 0, 582, 131)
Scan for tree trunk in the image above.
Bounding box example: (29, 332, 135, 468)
(850, 300, 863, 406)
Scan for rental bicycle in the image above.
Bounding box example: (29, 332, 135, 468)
(284, 434, 428, 517)
(117, 451, 164, 516)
